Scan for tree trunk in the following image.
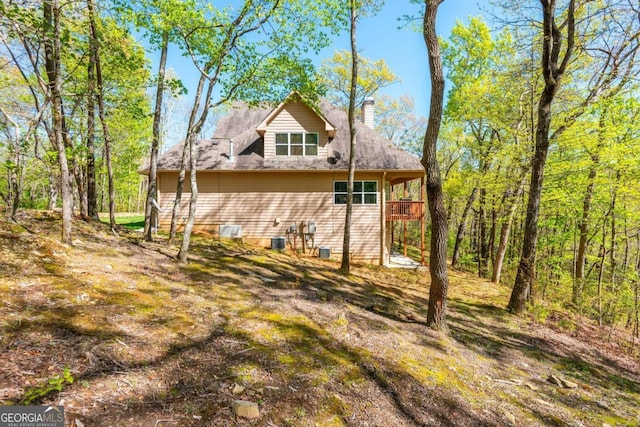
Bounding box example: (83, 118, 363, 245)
(168, 139, 189, 245)
(574, 109, 607, 304)
(422, 0, 449, 332)
(508, 95, 553, 313)
(11, 143, 26, 222)
(489, 201, 497, 270)
(69, 143, 87, 220)
(177, 133, 198, 263)
(11, 148, 25, 220)
(478, 187, 488, 277)
(144, 31, 169, 241)
(88, 0, 115, 229)
(634, 231, 639, 338)
(451, 187, 477, 268)
(59, 102, 84, 219)
(597, 220, 608, 326)
(635, 232, 640, 338)
(60, 101, 87, 220)
(574, 166, 596, 304)
(177, 72, 215, 263)
(47, 171, 58, 211)
(44, 0, 73, 244)
(86, 0, 98, 220)
(508, 0, 575, 314)
(492, 173, 527, 284)
(340, 0, 358, 275)
(0, 110, 26, 220)
(169, 73, 207, 246)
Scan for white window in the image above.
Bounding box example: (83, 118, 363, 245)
(275, 133, 319, 156)
(334, 181, 378, 205)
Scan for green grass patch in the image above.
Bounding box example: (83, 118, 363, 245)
(99, 214, 145, 230)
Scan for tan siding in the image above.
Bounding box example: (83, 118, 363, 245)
(328, 172, 382, 262)
(156, 171, 383, 262)
(216, 173, 334, 244)
(264, 102, 329, 159)
(157, 172, 220, 226)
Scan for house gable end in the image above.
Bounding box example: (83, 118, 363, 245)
(256, 92, 336, 138)
(261, 100, 334, 160)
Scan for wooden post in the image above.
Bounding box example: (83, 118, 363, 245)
(404, 181, 408, 257)
(421, 176, 425, 266)
(380, 172, 386, 265)
(390, 184, 395, 253)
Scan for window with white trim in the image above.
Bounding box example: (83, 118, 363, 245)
(334, 181, 378, 205)
(275, 132, 319, 156)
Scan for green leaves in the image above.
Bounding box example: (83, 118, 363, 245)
(318, 50, 399, 109)
(21, 367, 74, 405)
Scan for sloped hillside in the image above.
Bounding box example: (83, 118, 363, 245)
(0, 211, 638, 426)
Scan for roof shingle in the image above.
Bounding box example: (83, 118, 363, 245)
(155, 98, 424, 173)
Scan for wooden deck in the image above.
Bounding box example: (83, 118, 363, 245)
(386, 200, 424, 221)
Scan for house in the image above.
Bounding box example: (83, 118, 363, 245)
(153, 93, 425, 265)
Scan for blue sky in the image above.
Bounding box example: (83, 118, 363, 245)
(154, 1, 490, 123)
(318, 0, 489, 117)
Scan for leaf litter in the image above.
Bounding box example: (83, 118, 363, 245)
(0, 211, 638, 426)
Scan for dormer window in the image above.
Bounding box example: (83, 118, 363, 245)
(275, 132, 319, 156)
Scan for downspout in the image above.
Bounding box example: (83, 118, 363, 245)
(380, 172, 387, 265)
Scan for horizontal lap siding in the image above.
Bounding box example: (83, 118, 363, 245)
(264, 102, 329, 159)
(327, 205, 380, 261)
(157, 171, 383, 262)
(218, 173, 333, 240)
(327, 172, 382, 262)
(157, 172, 219, 226)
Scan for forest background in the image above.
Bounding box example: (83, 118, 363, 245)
(0, 0, 639, 336)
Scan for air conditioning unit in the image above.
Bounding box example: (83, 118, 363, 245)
(271, 236, 286, 250)
(318, 246, 331, 259)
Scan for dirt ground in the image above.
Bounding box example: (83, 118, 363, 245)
(1, 211, 638, 426)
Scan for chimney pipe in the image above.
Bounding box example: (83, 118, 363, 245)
(228, 139, 235, 162)
(361, 97, 375, 129)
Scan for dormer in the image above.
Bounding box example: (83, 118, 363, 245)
(256, 92, 336, 159)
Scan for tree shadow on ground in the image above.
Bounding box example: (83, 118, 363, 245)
(59, 310, 498, 426)
(3, 217, 639, 426)
(185, 240, 640, 418)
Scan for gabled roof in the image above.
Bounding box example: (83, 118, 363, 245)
(255, 91, 336, 138)
(155, 97, 424, 174)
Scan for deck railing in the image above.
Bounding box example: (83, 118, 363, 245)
(386, 200, 424, 221)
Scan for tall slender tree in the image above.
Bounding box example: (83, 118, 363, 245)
(143, 30, 168, 241)
(86, 2, 98, 220)
(88, 0, 116, 230)
(508, 0, 640, 313)
(43, 0, 74, 244)
(340, 0, 359, 274)
(508, 0, 576, 313)
(422, 0, 450, 331)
